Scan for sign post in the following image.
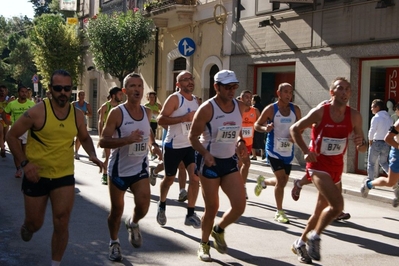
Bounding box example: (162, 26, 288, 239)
(178, 37, 196, 57)
(32, 74, 39, 93)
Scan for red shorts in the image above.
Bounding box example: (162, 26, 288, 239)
(306, 168, 342, 184)
(246, 145, 252, 154)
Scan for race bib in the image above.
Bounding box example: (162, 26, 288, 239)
(320, 137, 346, 156)
(216, 125, 241, 143)
(151, 113, 157, 120)
(276, 138, 292, 152)
(181, 122, 192, 136)
(128, 137, 149, 156)
(242, 127, 253, 138)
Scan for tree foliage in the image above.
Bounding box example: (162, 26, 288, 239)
(29, 14, 83, 86)
(0, 15, 35, 94)
(86, 10, 154, 85)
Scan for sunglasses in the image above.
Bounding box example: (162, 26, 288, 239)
(52, 85, 72, 92)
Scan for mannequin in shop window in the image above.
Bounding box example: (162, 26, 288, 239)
(386, 99, 396, 123)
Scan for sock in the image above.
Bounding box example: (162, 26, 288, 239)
(129, 218, 138, 228)
(180, 188, 186, 193)
(187, 207, 194, 217)
(262, 181, 266, 188)
(295, 238, 305, 247)
(159, 201, 166, 209)
(310, 232, 320, 240)
(296, 181, 302, 188)
(51, 261, 61, 266)
(201, 241, 209, 246)
(366, 180, 373, 189)
(214, 224, 224, 233)
(109, 238, 120, 246)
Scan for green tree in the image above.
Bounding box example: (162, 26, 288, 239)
(0, 16, 35, 94)
(86, 10, 154, 86)
(29, 14, 83, 86)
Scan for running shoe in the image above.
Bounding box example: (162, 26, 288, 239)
(156, 201, 167, 226)
(20, 224, 33, 242)
(211, 228, 227, 254)
(108, 242, 123, 262)
(250, 156, 257, 160)
(335, 212, 351, 221)
(254, 175, 266, 196)
(101, 174, 108, 185)
(125, 217, 142, 248)
(291, 242, 312, 264)
(393, 185, 399, 207)
(307, 237, 321, 261)
(178, 189, 188, 202)
(360, 179, 371, 198)
(198, 242, 212, 262)
(185, 213, 201, 229)
(261, 154, 266, 160)
(274, 210, 290, 224)
(149, 166, 157, 186)
(74, 152, 80, 160)
(291, 179, 302, 201)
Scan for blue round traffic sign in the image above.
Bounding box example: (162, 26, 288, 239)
(178, 37, 196, 57)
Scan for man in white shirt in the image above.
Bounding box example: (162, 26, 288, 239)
(367, 99, 392, 180)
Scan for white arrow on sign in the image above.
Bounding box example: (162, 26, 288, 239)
(182, 40, 194, 56)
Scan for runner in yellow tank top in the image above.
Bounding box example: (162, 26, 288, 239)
(98, 86, 123, 185)
(6, 69, 103, 265)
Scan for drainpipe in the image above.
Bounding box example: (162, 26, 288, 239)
(154, 27, 159, 93)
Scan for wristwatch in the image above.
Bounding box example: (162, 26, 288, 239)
(20, 160, 30, 168)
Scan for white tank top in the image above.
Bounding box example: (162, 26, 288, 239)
(108, 105, 151, 177)
(200, 99, 242, 159)
(164, 92, 199, 149)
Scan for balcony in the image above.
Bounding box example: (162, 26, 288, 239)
(143, 0, 197, 28)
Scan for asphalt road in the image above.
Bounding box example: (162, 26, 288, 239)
(1, 140, 398, 266)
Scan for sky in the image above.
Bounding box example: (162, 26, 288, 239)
(0, 0, 35, 19)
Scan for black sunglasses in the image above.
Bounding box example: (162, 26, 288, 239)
(52, 85, 72, 92)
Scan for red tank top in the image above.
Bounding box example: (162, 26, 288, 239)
(307, 104, 353, 171)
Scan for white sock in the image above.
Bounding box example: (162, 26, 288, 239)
(261, 181, 266, 188)
(310, 231, 320, 240)
(51, 260, 60, 266)
(296, 180, 302, 188)
(296, 238, 305, 247)
(109, 238, 120, 246)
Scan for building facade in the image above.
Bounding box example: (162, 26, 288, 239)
(232, 0, 399, 174)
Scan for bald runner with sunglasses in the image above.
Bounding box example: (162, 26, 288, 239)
(6, 69, 103, 266)
(156, 70, 201, 228)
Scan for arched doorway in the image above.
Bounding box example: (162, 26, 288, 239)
(209, 65, 219, 98)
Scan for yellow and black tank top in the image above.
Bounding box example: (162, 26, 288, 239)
(26, 98, 78, 179)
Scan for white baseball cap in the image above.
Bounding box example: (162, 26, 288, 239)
(214, 70, 239, 84)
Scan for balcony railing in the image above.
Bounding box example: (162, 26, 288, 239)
(143, 0, 197, 13)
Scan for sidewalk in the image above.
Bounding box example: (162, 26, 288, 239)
(248, 158, 396, 205)
(89, 130, 396, 205)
